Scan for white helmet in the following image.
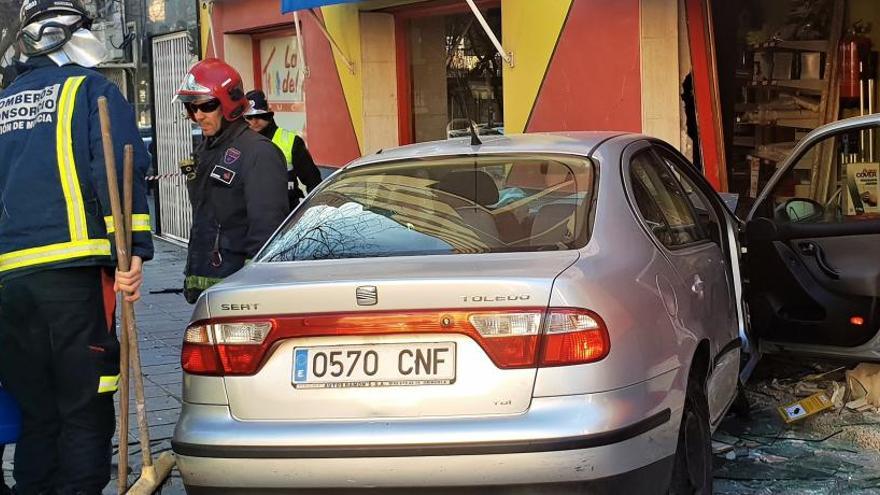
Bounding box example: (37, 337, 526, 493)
(18, 0, 107, 68)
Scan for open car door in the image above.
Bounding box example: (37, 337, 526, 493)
(744, 114, 880, 359)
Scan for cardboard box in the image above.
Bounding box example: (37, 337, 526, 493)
(845, 162, 880, 215)
(777, 392, 833, 423)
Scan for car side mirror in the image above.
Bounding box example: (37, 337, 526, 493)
(780, 198, 824, 223)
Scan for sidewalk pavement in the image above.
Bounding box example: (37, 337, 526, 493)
(2, 238, 191, 494)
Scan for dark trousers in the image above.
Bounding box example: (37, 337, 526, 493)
(0, 267, 118, 495)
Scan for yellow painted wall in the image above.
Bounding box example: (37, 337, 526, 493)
(501, 0, 573, 134)
(199, 2, 212, 58)
(322, 4, 365, 153)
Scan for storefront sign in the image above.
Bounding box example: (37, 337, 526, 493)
(261, 36, 304, 106)
(281, 0, 362, 13)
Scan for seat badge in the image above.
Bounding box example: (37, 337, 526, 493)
(356, 286, 378, 306)
(210, 165, 236, 185)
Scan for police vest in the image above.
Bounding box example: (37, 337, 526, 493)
(271, 127, 296, 171)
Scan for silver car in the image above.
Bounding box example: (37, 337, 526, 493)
(173, 115, 880, 494)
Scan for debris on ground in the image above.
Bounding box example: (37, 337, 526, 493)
(778, 392, 834, 423)
(714, 356, 880, 494)
(847, 363, 880, 408)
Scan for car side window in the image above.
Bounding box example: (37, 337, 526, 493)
(655, 148, 723, 247)
(757, 124, 880, 225)
(630, 151, 708, 248)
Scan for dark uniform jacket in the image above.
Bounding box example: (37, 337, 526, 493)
(258, 121, 322, 208)
(0, 57, 153, 282)
(184, 119, 289, 303)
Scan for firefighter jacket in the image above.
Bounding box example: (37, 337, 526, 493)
(258, 121, 321, 206)
(184, 119, 289, 303)
(0, 57, 154, 282)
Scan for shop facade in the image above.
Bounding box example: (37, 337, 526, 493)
(204, 0, 714, 183)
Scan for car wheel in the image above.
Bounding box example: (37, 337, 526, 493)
(731, 384, 751, 419)
(668, 370, 712, 495)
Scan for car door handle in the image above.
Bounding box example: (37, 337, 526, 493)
(691, 275, 705, 298)
(797, 241, 840, 280)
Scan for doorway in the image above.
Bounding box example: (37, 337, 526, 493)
(393, 0, 503, 144)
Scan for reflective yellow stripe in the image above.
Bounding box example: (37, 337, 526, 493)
(271, 128, 296, 170)
(105, 214, 151, 233)
(0, 239, 110, 273)
(56, 76, 87, 241)
(131, 214, 151, 232)
(98, 374, 120, 394)
(184, 274, 224, 291)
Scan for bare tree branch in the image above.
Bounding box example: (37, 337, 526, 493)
(0, 0, 23, 88)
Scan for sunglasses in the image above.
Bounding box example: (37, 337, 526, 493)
(244, 114, 269, 121)
(184, 99, 222, 115)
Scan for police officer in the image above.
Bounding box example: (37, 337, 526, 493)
(243, 90, 322, 209)
(176, 60, 289, 303)
(0, 1, 152, 494)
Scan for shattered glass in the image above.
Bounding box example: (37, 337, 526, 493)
(714, 356, 880, 494)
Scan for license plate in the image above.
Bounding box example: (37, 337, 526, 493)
(292, 342, 456, 389)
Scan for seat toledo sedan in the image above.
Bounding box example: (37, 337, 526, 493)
(173, 116, 880, 494)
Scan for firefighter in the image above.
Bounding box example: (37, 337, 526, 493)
(243, 90, 322, 209)
(0, 1, 153, 494)
(176, 60, 289, 304)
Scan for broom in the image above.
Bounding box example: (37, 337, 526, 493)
(98, 97, 176, 494)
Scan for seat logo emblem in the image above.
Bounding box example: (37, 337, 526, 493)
(356, 286, 378, 306)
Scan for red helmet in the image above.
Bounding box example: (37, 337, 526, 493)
(176, 58, 247, 122)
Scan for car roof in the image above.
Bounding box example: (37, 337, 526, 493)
(347, 131, 632, 169)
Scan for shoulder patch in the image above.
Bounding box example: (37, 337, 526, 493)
(224, 147, 242, 165)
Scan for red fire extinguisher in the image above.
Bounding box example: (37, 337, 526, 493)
(840, 24, 872, 100)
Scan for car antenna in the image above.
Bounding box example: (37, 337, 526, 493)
(469, 121, 482, 146)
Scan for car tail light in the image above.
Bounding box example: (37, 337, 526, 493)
(469, 312, 543, 368)
(181, 308, 609, 376)
(539, 309, 610, 367)
(182, 321, 273, 375)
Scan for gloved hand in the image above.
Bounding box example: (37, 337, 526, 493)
(179, 157, 196, 181)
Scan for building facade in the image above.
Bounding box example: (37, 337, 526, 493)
(204, 0, 706, 182)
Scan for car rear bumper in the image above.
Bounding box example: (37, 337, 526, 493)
(173, 368, 681, 489)
(179, 456, 675, 495)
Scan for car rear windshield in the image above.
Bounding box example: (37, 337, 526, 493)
(258, 154, 595, 262)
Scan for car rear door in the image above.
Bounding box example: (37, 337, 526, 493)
(623, 141, 740, 424)
(745, 115, 880, 355)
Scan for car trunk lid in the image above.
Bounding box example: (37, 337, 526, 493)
(207, 251, 577, 420)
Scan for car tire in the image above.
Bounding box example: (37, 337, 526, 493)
(668, 369, 712, 495)
(731, 384, 751, 419)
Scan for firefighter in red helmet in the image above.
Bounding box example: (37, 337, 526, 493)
(175, 59, 289, 303)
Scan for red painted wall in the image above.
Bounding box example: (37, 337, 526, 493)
(527, 0, 642, 133)
(211, 0, 360, 166)
(299, 10, 361, 166)
(213, 0, 292, 45)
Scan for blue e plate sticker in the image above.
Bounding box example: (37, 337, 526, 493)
(293, 349, 309, 382)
